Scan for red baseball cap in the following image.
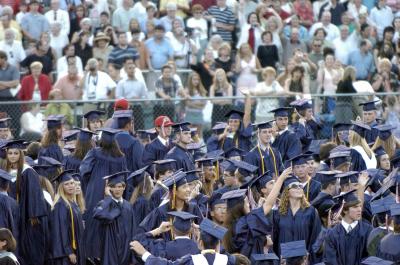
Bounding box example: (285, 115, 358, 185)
(154, 116, 174, 127)
(114, 98, 129, 110)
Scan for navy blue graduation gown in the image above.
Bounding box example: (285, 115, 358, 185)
(63, 155, 82, 174)
(312, 226, 328, 263)
(219, 125, 253, 152)
(93, 196, 135, 265)
(206, 135, 219, 152)
(143, 253, 236, 265)
(115, 131, 144, 200)
(142, 138, 171, 166)
(244, 145, 284, 177)
(291, 122, 313, 152)
(272, 130, 302, 167)
(272, 206, 321, 257)
(138, 202, 203, 241)
(38, 143, 64, 163)
(79, 148, 127, 258)
(324, 220, 372, 265)
(17, 167, 49, 265)
(190, 193, 209, 218)
(367, 227, 387, 256)
(233, 207, 272, 256)
(363, 193, 373, 223)
(0, 193, 18, 238)
(149, 187, 167, 212)
(303, 178, 322, 202)
(311, 192, 335, 216)
(165, 145, 195, 172)
(350, 149, 368, 172)
(51, 200, 85, 265)
(365, 121, 379, 144)
(132, 195, 150, 236)
(136, 233, 200, 261)
(377, 233, 400, 262)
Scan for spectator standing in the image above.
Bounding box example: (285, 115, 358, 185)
(190, 49, 216, 92)
(348, 40, 375, 80)
(284, 65, 310, 105)
(236, 12, 264, 53)
(283, 15, 309, 42)
(206, 0, 236, 42)
(235, 43, 261, 96)
(19, 62, 52, 102)
(0, 13, 22, 42)
(44, 0, 70, 36)
(186, 4, 209, 59)
(69, 5, 86, 38)
(132, 0, 156, 24)
(116, 61, 147, 99)
(214, 42, 235, 80)
(20, 1, 50, 42)
(145, 25, 174, 70)
(87, 0, 110, 29)
(129, 29, 149, 70)
(20, 42, 53, 75)
(318, 0, 347, 26)
(0, 28, 26, 69)
(335, 66, 357, 123)
(309, 11, 340, 42)
(281, 28, 307, 66)
(0, 50, 20, 104)
(369, 0, 394, 40)
(293, 0, 314, 28)
(19, 104, 44, 140)
(347, 0, 368, 22)
(159, 0, 189, 19)
(332, 25, 358, 65)
(56, 44, 83, 78)
(54, 65, 82, 100)
(139, 5, 160, 34)
(108, 32, 139, 66)
(167, 20, 197, 69)
(49, 22, 69, 59)
(44, 89, 74, 126)
(257, 31, 279, 69)
(92, 32, 113, 71)
(159, 3, 184, 33)
(371, 58, 399, 93)
(209, 68, 232, 124)
(112, 0, 135, 32)
(74, 31, 93, 67)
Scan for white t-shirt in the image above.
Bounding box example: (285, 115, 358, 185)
(186, 17, 208, 40)
(44, 9, 70, 35)
(50, 33, 69, 59)
(20, 111, 44, 136)
(82, 71, 116, 100)
(0, 41, 26, 67)
(254, 81, 284, 122)
(56, 56, 84, 80)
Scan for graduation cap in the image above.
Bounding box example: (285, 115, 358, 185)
(199, 218, 228, 240)
(224, 109, 244, 120)
(282, 176, 301, 190)
(251, 171, 273, 192)
(365, 169, 386, 193)
(45, 115, 64, 129)
(374, 146, 386, 157)
(290, 98, 313, 111)
(0, 117, 11, 129)
(390, 149, 400, 167)
(376, 124, 396, 140)
(3, 140, 28, 150)
(136, 128, 157, 141)
(206, 150, 225, 159)
(186, 142, 205, 151)
(269, 107, 292, 117)
(333, 189, 361, 207)
(224, 147, 246, 159)
(390, 203, 400, 217)
(38, 156, 63, 167)
(75, 128, 97, 141)
(208, 192, 226, 209)
(221, 189, 247, 209)
(63, 130, 79, 142)
(370, 196, 395, 215)
(185, 170, 201, 183)
(317, 171, 339, 185)
(333, 123, 352, 133)
(336, 171, 359, 186)
(162, 171, 188, 190)
(153, 159, 177, 172)
(0, 168, 14, 183)
(127, 166, 149, 187)
(308, 139, 329, 155)
(195, 157, 214, 167)
(52, 169, 75, 184)
(280, 240, 307, 259)
(330, 145, 351, 154)
(212, 122, 228, 133)
(289, 154, 309, 166)
(228, 159, 258, 176)
(167, 211, 198, 233)
(64, 142, 76, 152)
(72, 173, 82, 182)
(253, 120, 274, 130)
(83, 110, 105, 121)
(329, 151, 351, 168)
(350, 120, 371, 138)
(113, 110, 133, 129)
(172, 122, 191, 133)
(361, 256, 394, 265)
(251, 253, 279, 264)
(97, 128, 120, 143)
(359, 100, 379, 111)
(103, 171, 130, 186)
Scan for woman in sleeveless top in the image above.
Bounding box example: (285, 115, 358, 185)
(236, 43, 261, 96)
(209, 69, 233, 125)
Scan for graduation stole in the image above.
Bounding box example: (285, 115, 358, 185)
(257, 145, 279, 177)
(69, 204, 77, 250)
(304, 177, 311, 202)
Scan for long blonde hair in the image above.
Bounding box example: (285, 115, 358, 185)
(349, 130, 373, 158)
(372, 135, 400, 158)
(279, 188, 310, 215)
(129, 175, 153, 204)
(188, 72, 207, 97)
(212, 68, 230, 90)
(53, 182, 74, 209)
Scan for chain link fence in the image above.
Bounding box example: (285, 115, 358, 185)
(3, 92, 398, 141)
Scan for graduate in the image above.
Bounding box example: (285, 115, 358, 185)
(359, 100, 380, 144)
(272, 176, 321, 259)
(136, 128, 158, 146)
(196, 157, 218, 197)
(290, 154, 322, 202)
(332, 123, 351, 146)
(33, 156, 63, 182)
(112, 110, 144, 199)
(93, 171, 136, 265)
(2, 140, 49, 265)
(337, 171, 360, 194)
(165, 122, 196, 172)
(83, 110, 105, 132)
(377, 203, 400, 261)
(349, 121, 377, 171)
(185, 170, 209, 218)
(0, 117, 13, 140)
(208, 192, 226, 225)
(270, 107, 302, 166)
(61, 130, 79, 156)
(0, 169, 18, 239)
(366, 196, 395, 256)
(138, 171, 203, 241)
(127, 166, 152, 236)
(38, 115, 65, 163)
(280, 240, 308, 265)
(374, 147, 391, 175)
(79, 128, 127, 260)
(372, 124, 400, 159)
(149, 159, 177, 211)
(329, 145, 351, 172)
(244, 120, 284, 178)
(206, 122, 227, 152)
(324, 188, 372, 265)
(135, 211, 200, 261)
(251, 253, 279, 265)
(222, 167, 292, 256)
(142, 116, 174, 168)
(212, 94, 252, 153)
(130, 218, 237, 265)
(51, 170, 85, 265)
(223, 147, 246, 161)
(63, 128, 96, 174)
(72, 174, 86, 214)
(215, 159, 257, 194)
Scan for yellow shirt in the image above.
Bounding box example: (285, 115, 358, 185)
(0, 21, 22, 41)
(159, 0, 189, 18)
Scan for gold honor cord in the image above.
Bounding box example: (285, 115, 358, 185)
(69, 205, 77, 250)
(305, 177, 311, 202)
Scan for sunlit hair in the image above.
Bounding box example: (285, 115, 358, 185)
(212, 68, 230, 88)
(73, 138, 95, 160)
(40, 176, 55, 200)
(187, 72, 207, 97)
(238, 43, 253, 58)
(372, 135, 400, 158)
(348, 130, 373, 157)
(279, 187, 310, 215)
(53, 180, 75, 209)
(202, 168, 216, 197)
(75, 180, 86, 213)
(223, 200, 246, 253)
(129, 174, 153, 204)
(1, 149, 24, 201)
(41, 127, 61, 148)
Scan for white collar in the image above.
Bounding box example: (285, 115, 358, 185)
(158, 135, 168, 146)
(175, 236, 191, 240)
(341, 220, 358, 231)
(112, 197, 123, 204)
(278, 127, 288, 135)
(258, 143, 269, 151)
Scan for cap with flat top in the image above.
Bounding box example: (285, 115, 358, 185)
(336, 171, 359, 185)
(97, 128, 120, 143)
(127, 166, 149, 187)
(316, 171, 339, 185)
(208, 192, 226, 209)
(333, 189, 360, 206)
(376, 124, 396, 140)
(253, 120, 274, 130)
(162, 171, 188, 190)
(199, 218, 228, 240)
(333, 123, 352, 133)
(103, 171, 130, 186)
(167, 211, 198, 232)
(75, 128, 97, 141)
(185, 170, 201, 183)
(359, 100, 379, 111)
(221, 189, 247, 209)
(45, 115, 64, 129)
(153, 159, 177, 172)
(224, 147, 246, 159)
(350, 120, 371, 138)
(289, 154, 309, 166)
(212, 122, 227, 133)
(0, 168, 14, 182)
(280, 240, 307, 259)
(195, 157, 214, 167)
(0, 117, 11, 129)
(228, 159, 258, 176)
(4, 140, 29, 150)
(52, 169, 75, 184)
(84, 110, 105, 121)
(225, 109, 244, 120)
(172, 122, 191, 133)
(251, 253, 279, 264)
(63, 130, 79, 142)
(290, 98, 313, 111)
(269, 107, 292, 117)
(361, 256, 394, 265)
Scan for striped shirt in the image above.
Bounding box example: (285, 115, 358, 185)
(108, 45, 139, 65)
(207, 6, 236, 42)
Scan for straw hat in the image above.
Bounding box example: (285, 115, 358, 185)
(93, 32, 111, 43)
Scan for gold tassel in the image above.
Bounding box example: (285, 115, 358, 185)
(172, 183, 176, 210)
(69, 205, 77, 250)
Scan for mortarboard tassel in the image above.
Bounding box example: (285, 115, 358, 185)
(172, 183, 177, 210)
(396, 184, 399, 204)
(69, 205, 77, 250)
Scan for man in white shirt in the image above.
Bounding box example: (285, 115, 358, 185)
(309, 11, 340, 42)
(116, 59, 147, 99)
(80, 58, 116, 100)
(0, 28, 26, 69)
(56, 44, 83, 79)
(332, 25, 357, 65)
(45, 0, 70, 35)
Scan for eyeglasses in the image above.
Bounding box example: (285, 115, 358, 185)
(288, 182, 302, 189)
(213, 206, 227, 212)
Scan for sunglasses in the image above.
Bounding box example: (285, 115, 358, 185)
(288, 182, 302, 189)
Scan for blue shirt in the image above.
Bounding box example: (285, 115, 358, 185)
(59, 0, 82, 11)
(21, 13, 50, 41)
(145, 37, 174, 70)
(348, 50, 375, 79)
